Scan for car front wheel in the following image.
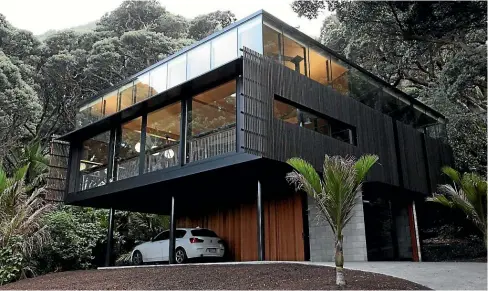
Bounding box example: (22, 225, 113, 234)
(175, 248, 187, 264)
(132, 250, 143, 265)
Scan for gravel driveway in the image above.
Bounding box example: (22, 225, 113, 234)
(1, 263, 428, 290)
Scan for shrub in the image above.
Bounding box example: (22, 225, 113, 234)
(35, 207, 105, 274)
(0, 236, 24, 285)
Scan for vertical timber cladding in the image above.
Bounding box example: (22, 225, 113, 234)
(176, 191, 304, 261)
(46, 138, 70, 202)
(396, 121, 430, 194)
(424, 136, 454, 191)
(242, 47, 400, 186)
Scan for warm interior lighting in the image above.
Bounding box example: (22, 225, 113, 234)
(163, 149, 175, 159)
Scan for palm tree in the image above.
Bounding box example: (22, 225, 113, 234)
(286, 154, 378, 287)
(429, 166, 487, 248)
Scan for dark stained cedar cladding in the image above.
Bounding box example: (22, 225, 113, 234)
(241, 48, 451, 194)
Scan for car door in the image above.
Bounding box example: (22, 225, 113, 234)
(158, 231, 170, 261)
(147, 231, 169, 262)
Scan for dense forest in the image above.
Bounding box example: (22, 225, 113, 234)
(0, 0, 486, 284)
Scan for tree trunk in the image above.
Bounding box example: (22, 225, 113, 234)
(335, 234, 346, 286)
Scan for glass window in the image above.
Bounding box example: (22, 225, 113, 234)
(211, 28, 237, 68)
(330, 59, 349, 95)
(273, 97, 356, 145)
(273, 99, 299, 125)
(167, 54, 187, 89)
(154, 231, 169, 241)
(283, 34, 307, 75)
(145, 102, 181, 173)
(309, 48, 330, 85)
(187, 42, 211, 80)
(77, 98, 104, 128)
(238, 16, 263, 55)
(301, 111, 331, 136)
(115, 117, 142, 180)
(150, 64, 168, 96)
(191, 229, 218, 237)
(118, 82, 135, 111)
(188, 80, 236, 162)
(263, 24, 282, 63)
(134, 73, 150, 103)
(103, 90, 119, 116)
(79, 131, 110, 191)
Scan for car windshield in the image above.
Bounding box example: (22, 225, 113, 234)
(191, 229, 218, 237)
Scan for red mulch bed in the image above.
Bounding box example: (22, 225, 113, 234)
(1, 263, 429, 290)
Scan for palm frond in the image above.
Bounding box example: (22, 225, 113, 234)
(286, 157, 323, 197)
(431, 167, 487, 245)
(286, 155, 378, 238)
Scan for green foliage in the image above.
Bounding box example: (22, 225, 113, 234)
(35, 206, 106, 273)
(0, 148, 52, 284)
(287, 155, 378, 236)
(0, 236, 24, 285)
(188, 11, 236, 41)
(429, 167, 487, 246)
(286, 154, 378, 286)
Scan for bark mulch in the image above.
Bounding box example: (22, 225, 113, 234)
(1, 263, 430, 290)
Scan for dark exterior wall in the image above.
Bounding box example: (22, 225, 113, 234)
(241, 48, 451, 194)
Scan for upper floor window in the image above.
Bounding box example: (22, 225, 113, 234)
(273, 98, 357, 145)
(187, 80, 237, 162)
(79, 131, 110, 191)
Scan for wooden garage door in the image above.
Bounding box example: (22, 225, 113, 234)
(177, 192, 304, 261)
(264, 192, 305, 261)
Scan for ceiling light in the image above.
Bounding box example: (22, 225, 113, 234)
(163, 149, 175, 159)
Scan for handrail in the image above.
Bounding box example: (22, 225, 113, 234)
(189, 126, 236, 163)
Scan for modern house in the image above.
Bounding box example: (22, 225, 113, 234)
(50, 10, 453, 264)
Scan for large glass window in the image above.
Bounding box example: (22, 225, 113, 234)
(150, 64, 168, 96)
(273, 99, 299, 125)
(134, 73, 150, 103)
(211, 29, 237, 69)
(115, 117, 142, 180)
(145, 102, 181, 172)
(309, 48, 330, 85)
(273, 97, 356, 145)
(103, 90, 119, 116)
(187, 42, 211, 80)
(330, 59, 349, 95)
(188, 80, 236, 162)
(79, 131, 110, 191)
(119, 82, 134, 111)
(263, 24, 282, 63)
(283, 34, 307, 75)
(238, 16, 263, 55)
(167, 54, 187, 89)
(77, 98, 104, 128)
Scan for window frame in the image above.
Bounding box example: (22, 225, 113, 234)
(273, 95, 358, 146)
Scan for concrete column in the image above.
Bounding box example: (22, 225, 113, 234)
(307, 194, 368, 262)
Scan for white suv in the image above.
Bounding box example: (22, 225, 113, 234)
(131, 228, 225, 264)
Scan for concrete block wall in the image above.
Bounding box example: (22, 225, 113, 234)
(308, 195, 368, 262)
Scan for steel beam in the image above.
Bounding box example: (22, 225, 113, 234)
(169, 196, 176, 264)
(105, 208, 115, 267)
